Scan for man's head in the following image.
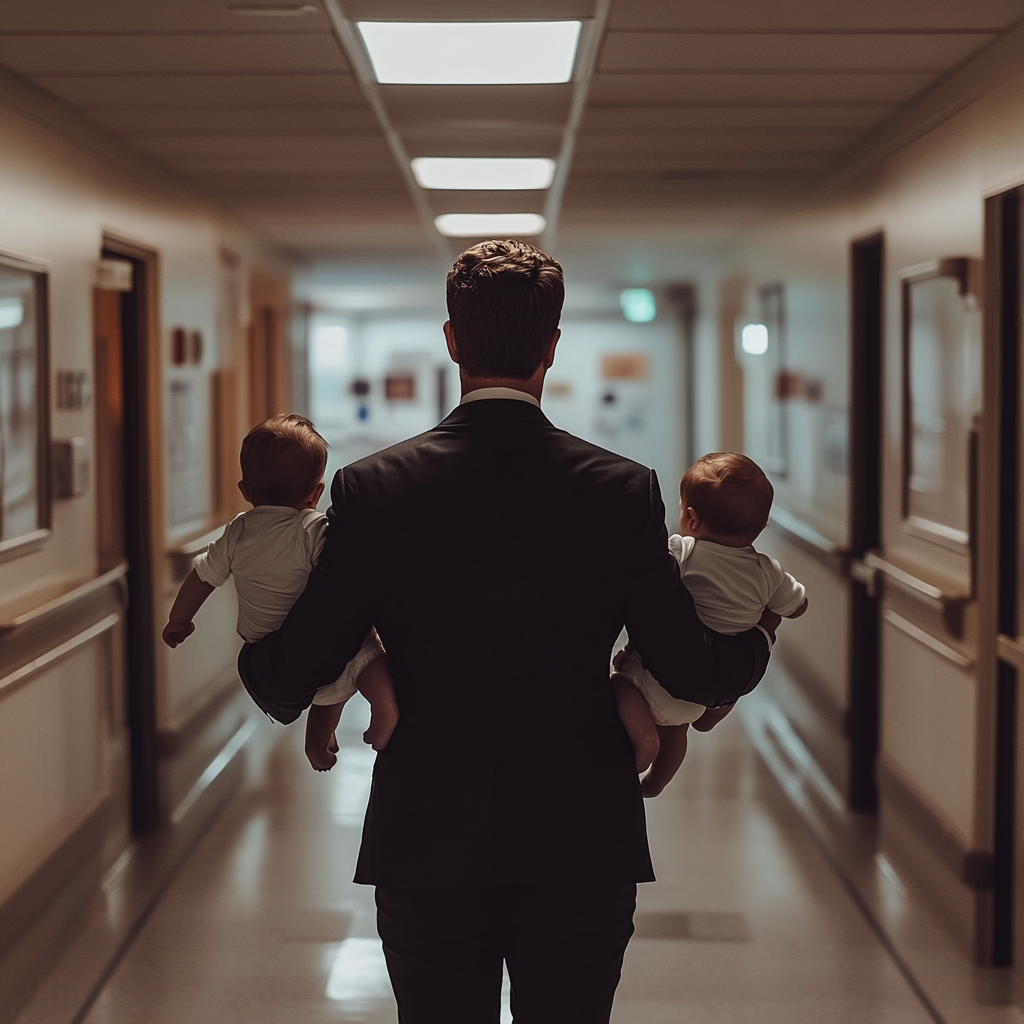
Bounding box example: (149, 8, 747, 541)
(239, 413, 328, 508)
(445, 239, 564, 380)
(679, 452, 773, 545)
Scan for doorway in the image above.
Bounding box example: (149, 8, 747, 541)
(848, 233, 885, 812)
(94, 241, 159, 834)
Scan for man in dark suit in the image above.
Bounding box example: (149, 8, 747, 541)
(240, 240, 771, 1024)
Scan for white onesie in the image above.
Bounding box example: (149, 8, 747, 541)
(618, 533, 806, 726)
(193, 505, 381, 706)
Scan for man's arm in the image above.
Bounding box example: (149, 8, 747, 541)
(239, 469, 373, 724)
(623, 470, 770, 708)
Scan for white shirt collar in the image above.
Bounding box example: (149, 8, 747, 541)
(460, 387, 540, 408)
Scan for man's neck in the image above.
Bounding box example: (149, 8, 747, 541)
(460, 368, 545, 402)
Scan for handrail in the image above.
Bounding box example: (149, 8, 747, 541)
(0, 613, 120, 700)
(767, 507, 847, 568)
(884, 610, 974, 670)
(862, 551, 971, 638)
(169, 525, 224, 559)
(0, 562, 128, 634)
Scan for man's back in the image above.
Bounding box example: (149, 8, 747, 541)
(340, 399, 660, 886)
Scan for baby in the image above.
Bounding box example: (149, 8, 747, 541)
(612, 452, 808, 797)
(161, 413, 398, 771)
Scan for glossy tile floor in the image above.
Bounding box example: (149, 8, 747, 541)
(81, 696, 942, 1024)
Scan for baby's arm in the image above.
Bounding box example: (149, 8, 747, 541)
(305, 702, 344, 771)
(162, 569, 215, 648)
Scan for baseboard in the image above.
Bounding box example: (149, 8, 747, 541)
(762, 653, 850, 801)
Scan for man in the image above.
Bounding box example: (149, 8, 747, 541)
(240, 240, 771, 1023)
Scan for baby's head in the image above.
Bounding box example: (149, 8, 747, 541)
(239, 414, 328, 509)
(679, 452, 773, 547)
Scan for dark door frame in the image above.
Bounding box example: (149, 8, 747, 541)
(990, 187, 1020, 967)
(848, 233, 885, 812)
(101, 236, 160, 834)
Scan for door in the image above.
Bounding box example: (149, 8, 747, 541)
(94, 247, 159, 833)
(848, 234, 885, 811)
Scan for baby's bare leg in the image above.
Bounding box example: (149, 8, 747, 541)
(305, 701, 345, 772)
(611, 673, 660, 773)
(641, 724, 689, 797)
(358, 656, 400, 751)
(692, 703, 734, 733)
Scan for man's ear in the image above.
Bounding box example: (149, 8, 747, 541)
(443, 321, 459, 365)
(543, 328, 561, 369)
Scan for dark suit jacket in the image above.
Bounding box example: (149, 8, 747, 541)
(240, 399, 769, 887)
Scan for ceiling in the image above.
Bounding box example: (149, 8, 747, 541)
(0, 0, 1022, 260)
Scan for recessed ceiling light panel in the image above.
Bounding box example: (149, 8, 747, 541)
(357, 21, 582, 85)
(412, 158, 556, 191)
(435, 213, 546, 237)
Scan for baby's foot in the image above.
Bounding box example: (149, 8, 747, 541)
(362, 701, 400, 751)
(641, 772, 668, 798)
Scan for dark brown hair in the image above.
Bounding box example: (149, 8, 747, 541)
(240, 414, 327, 506)
(446, 239, 564, 379)
(681, 452, 773, 540)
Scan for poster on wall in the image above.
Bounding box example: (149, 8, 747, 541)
(167, 377, 208, 529)
(0, 256, 48, 556)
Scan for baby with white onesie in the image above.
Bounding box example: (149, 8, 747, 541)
(161, 414, 398, 770)
(612, 452, 807, 796)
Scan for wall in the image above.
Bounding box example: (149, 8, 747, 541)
(701, 46, 1024, 953)
(0, 79, 283, 1017)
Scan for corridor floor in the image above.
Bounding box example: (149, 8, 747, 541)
(79, 696, 945, 1024)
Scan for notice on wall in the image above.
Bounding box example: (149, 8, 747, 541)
(167, 377, 208, 529)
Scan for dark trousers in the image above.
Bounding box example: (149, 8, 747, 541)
(375, 883, 637, 1024)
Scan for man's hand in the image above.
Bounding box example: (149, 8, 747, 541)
(758, 609, 782, 643)
(162, 620, 195, 648)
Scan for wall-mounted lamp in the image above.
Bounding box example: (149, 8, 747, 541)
(741, 323, 769, 355)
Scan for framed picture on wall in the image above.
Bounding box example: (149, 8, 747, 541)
(759, 281, 788, 477)
(0, 249, 50, 562)
(900, 257, 982, 552)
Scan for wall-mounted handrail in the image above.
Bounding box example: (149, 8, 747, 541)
(0, 562, 127, 634)
(767, 507, 848, 573)
(861, 551, 971, 638)
(0, 613, 120, 701)
(884, 610, 974, 670)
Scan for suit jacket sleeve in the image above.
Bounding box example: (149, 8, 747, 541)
(238, 468, 373, 724)
(623, 470, 770, 707)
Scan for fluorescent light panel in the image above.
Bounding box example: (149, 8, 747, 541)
(435, 213, 546, 237)
(357, 21, 582, 85)
(412, 158, 556, 191)
(620, 289, 656, 323)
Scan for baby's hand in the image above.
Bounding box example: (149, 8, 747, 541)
(612, 641, 635, 672)
(305, 733, 339, 772)
(162, 620, 195, 648)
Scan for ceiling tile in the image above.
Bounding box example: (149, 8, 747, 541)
(383, 85, 572, 127)
(0, 33, 348, 74)
(581, 105, 895, 131)
(0, 0, 334, 33)
(598, 32, 995, 73)
(32, 72, 361, 106)
(606, 0, 1024, 31)
(575, 131, 856, 155)
(89, 105, 377, 135)
(588, 71, 936, 105)
(134, 135, 383, 156)
(425, 191, 548, 215)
